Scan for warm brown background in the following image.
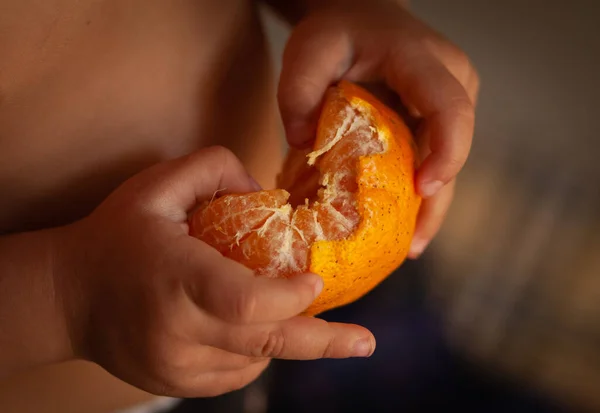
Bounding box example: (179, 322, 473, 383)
(419, 1, 600, 411)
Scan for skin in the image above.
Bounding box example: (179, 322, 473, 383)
(0, 0, 477, 409)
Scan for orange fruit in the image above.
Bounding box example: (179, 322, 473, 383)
(190, 80, 422, 316)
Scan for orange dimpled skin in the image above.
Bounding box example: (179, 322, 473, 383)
(190, 80, 421, 316)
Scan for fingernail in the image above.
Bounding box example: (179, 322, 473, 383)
(247, 174, 262, 192)
(420, 180, 443, 198)
(352, 337, 374, 357)
(409, 238, 428, 258)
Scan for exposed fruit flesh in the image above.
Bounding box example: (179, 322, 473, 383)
(191, 98, 385, 277)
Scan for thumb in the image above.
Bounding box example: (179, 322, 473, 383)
(278, 19, 353, 148)
(139, 146, 262, 216)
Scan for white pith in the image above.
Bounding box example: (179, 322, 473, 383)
(201, 101, 387, 276)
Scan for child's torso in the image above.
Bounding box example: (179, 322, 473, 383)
(0, 0, 283, 234)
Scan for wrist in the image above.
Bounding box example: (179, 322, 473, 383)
(51, 221, 92, 362)
(0, 227, 76, 377)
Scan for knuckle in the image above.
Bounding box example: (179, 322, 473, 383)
(445, 153, 468, 175)
(451, 46, 471, 68)
(321, 336, 336, 358)
(243, 355, 266, 367)
(278, 75, 321, 115)
(232, 291, 258, 323)
(435, 41, 479, 95)
(440, 38, 471, 68)
(291, 73, 322, 93)
(455, 54, 479, 96)
(201, 145, 234, 164)
(249, 329, 286, 358)
(182, 145, 231, 170)
(449, 94, 476, 121)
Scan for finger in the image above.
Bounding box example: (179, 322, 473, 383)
(204, 315, 375, 360)
(278, 18, 353, 147)
(408, 179, 456, 258)
(183, 244, 324, 324)
(142, 146, 261, 216)
(385, 49, 474, 198)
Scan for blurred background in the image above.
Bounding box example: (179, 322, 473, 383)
(247, 1, 600, 412)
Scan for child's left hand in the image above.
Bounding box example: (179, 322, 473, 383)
(276, 0, 479, 258)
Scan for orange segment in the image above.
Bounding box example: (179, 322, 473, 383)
(190, 80, 422, 316)
(191, 189, 289, 255)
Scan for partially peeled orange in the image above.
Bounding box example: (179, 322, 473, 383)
(190, 80, 421, 316)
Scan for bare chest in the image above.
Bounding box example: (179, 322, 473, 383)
(0, 0, 281, 233)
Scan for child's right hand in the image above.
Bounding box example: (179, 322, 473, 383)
(55, 146, 374, 397)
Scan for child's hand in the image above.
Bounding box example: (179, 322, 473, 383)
(57, 146, 374, 397)
(277, 0, 479, 258)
